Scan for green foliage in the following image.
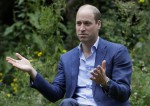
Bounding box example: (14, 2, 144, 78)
(100, 0, 150, 50)
(130, 63, 150, 106)
(130, 35, 150, 106)
(0, 0, 66, 105)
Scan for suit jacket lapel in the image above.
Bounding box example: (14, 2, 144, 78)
(95, 38, 107, 69)
(92, 38, 107, 95)
(70, 48, 80, 97)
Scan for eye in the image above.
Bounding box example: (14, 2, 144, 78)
(76, 21, 81, 26)
(84, 21, 92, 26)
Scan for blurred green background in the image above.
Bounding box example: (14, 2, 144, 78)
(0, 0, 150, 106)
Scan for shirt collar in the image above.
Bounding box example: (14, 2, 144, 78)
(78, 36, 100, 54)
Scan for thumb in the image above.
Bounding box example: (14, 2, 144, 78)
(102, 60, 106, 71)
(16, 53, 24, 60)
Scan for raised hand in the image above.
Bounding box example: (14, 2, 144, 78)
(90, 60, 108, 86)
(6, 53, 37, 80)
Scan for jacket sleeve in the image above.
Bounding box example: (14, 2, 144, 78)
(107, 46, 132, 102)
(30, 57, 66, 102)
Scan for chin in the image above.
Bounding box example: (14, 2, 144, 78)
(80, 40, 89, 43)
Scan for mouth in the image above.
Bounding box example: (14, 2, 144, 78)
(79, 34, 87, 38)
(79, 33, 87, 35)
(79, 34, 88, 36)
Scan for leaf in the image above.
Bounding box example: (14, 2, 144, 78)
(18, 0, 24, 5)
(27, 12, 40, 29)
(3, 26, 14, 36)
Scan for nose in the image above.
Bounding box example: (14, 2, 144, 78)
(80, 24, 85, 31)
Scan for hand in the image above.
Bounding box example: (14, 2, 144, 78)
(90, 60, 108, 86)
(6, 53, 37, 80)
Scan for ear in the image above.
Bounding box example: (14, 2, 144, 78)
(97, 20, 101, 30)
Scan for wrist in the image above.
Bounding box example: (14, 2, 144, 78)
(100, 77, 110, 87)
(100, 77, 110, 93)
(28, 67, 37, 80)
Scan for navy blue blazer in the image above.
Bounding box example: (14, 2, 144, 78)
(31, 38, 132, 106)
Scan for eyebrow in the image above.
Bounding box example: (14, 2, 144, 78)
(76, 20, 92, 25)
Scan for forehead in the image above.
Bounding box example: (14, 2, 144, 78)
(76, 9, 95, 22)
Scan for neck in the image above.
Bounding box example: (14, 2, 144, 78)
(80, 36, 98, 58)
(81, 41, 95, 58)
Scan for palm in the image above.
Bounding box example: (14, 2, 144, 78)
(6, 53, 32, 72)
(90, 60, 107, 85)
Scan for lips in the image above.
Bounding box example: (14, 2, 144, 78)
(79, 34, 87, 38)
(79, 34, 88, 36)
(79, 33, 87, 35)
(78, 33, 88, 39)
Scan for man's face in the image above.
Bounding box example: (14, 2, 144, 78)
(76, 9, 101, 44)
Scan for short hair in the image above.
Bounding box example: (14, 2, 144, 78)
(78, 4, 101, 22)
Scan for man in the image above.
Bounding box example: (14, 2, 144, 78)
(6, 4, 132, 106)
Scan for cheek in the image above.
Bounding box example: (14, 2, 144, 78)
(76, 26, 79, 30)
(76, 27, 80, 33)
(90, 27, 98, 32)
(86, 27, 94, 33)
(76, 28, 78, 33)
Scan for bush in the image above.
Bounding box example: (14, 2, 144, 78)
(0, 0, 66, 105)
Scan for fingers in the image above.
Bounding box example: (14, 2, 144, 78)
(16, 53, 24, 60)
(102, 60, 106, 71)
(6, 53, 23, 65)
(91, 66, 102, 78)
(90, 59, 106, 76)
(6, 56, 16, 63)
(96, 60, 106, 73)
(90, 60, 108, 85)
(90, 69, 98, 76)
(90, 76, 96, 80)
(6, 53, 24, 61)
